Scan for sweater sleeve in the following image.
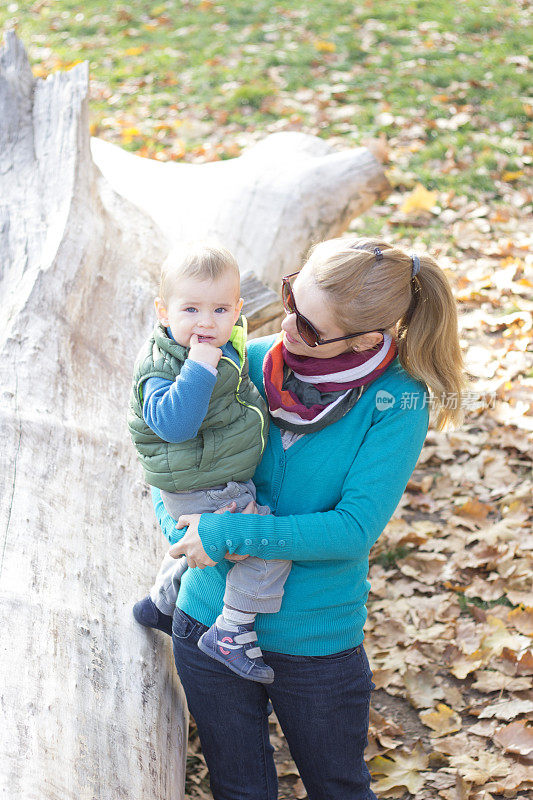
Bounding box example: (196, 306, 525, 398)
(142, 358, 217, 442)
(197, 399, 429, 563)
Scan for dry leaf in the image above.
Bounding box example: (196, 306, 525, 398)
(449, 651, 484, 679)
(293, 778, 307, 799)
(471, 670, 531, 693)
(494, 719, 533, 756)
(478, 698, 533, 721)
(483, 761, 533, 795)
(400, 183, 438, 214)
(370, 742, 429, 795)
(447, 752, 511, 785)
(467, 719, 498, 738)
(507, 606, 533, 635)
(404, 668, 445, 709)
(456, 499, 494, 520)
(420, 704, 462, 737)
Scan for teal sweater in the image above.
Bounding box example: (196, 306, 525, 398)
(156, 334, 429, 656)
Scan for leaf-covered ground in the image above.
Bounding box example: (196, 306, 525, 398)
(3, 1, 531, 798)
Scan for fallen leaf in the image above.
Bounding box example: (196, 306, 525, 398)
(456, 499, 494, 520)
(449, 650, 484, 679)
(494, 719, 533, 756)
(447, 751, 511, 785)
(483, 762, 533, 795)
(400, 183, 438, 214)
(471, 670, 531, 693)
(313, 39, 336, 53)
(507, 606, 533, 635)
(293, 778, 307, 799)
(467, 719, 498, 738)
(420, 704, 462, 737)
(477, 698, 533, 721)
(404, 668, 445, 709)
(370, 742, 429, 795)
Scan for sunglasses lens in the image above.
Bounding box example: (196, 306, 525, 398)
(282, 281, 295, 313)
(296, 316, 317, 347)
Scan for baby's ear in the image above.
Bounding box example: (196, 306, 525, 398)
(154, 297, 169, 325)
(235, 297, 244, 320)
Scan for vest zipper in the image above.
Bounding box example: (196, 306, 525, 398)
(219, 356, 267, 453)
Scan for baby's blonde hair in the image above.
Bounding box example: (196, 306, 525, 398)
(305, 237, 467, 431)
(160, 241, 240, 303)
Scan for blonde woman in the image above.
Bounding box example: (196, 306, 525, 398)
(154, 237, 465, 800)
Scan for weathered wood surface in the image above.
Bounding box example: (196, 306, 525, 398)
(91, 129, 391, 290)
(0, 29, 390, 800)
(241, 271, 283, 332)
(0, 32, 187, 800)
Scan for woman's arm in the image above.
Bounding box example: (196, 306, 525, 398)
(191, 399, 429, 564)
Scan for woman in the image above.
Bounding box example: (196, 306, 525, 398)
(155, 237, 465, 800)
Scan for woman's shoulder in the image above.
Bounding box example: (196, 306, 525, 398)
(245, 334, 277, 394)
(247, 334, 278, 359)
(367, 356, 428, 400)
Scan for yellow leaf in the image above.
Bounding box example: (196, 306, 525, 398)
(370, 742, 428, 795)
(313, 39, 336, 53)
(420, 704, 462, 737)
(32, 65, 47, 78)
(400, 183, 438, 214)
(502, 170, 523, 181)
(508, 606, 533, 636)
(125, 46, 145, 56)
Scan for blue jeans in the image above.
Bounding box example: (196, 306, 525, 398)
(172, 608, 377, 800)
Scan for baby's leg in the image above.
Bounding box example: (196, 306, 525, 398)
(224, 558, 292, 616)
(150, 552, 189, 616)
(197, 560, 291, 684)
(197, 481, 290, 683)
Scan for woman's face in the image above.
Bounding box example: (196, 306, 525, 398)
(281, 269, 382, 359)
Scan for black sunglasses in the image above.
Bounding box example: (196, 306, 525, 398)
(281, 272, 385, 348)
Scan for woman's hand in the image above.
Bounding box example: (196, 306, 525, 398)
(168, 514, 215, 568)
(168, 500, 254, 567)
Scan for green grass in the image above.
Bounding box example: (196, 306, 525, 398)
(458, 593, 513, 617)
(1, 0, 531, 194)
(370, 545, 411, 570)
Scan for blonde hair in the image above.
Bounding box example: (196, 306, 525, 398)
(305, 237, 467, 431)
(160, 241, 240, 303)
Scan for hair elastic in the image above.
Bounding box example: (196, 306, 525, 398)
(411, 254, 421, 278)
(373, 247, 383, 262)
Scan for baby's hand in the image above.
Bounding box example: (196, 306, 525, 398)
(188, 334, 222, 368)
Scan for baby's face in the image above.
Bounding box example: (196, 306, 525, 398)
(156, 271, 243, 349)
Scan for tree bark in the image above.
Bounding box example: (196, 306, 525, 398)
(0, 31, 186, 800)
(91, 130, 391, 289)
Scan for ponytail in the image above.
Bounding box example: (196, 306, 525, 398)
(396, 254, 467, 430)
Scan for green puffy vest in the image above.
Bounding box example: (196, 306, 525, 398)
(128, 316, 269, 492)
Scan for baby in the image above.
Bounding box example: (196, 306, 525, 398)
(128, 242, 291, 684)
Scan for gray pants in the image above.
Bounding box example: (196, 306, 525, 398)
(150, 480, 292, 617)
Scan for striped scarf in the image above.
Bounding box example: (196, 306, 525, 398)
(263, 333, 397, 433)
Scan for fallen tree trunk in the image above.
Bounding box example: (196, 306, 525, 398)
(91, 129, 391, 289)
(0, 30, 390, 800)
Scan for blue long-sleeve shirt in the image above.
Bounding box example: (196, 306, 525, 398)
(153, 334, 430, 656)
(142, 331, 239, 442)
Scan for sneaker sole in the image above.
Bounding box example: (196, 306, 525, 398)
(197, 636, 275, 684)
